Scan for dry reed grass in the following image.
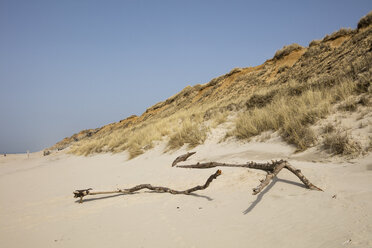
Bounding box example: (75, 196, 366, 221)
(323, 130, 362, 157)
(232, 78, 357, 151)
(167, 120, 208, 150)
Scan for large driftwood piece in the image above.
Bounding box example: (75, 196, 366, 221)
(74, 169, 221, 203)
(172, 152, 322, 195)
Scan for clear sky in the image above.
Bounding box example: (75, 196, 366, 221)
(0, 0, 371, 153)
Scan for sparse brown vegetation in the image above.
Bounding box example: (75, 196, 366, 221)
(245, 90, 277, 109)
(277, 65, 289, 74)
(323, 130, 362, 157)
(358, 95, 370, 106)
(322, 28, 355, 42)
(231, 74, 368, 151)
(212, 111, 228, 127)
(309, 39, 321, 47)
(323, 123, 335, 134)
(338, 99, 358, 112)
(233, 86, 332, 151)
(273, 43, 303, 60)
(358, 11, 372, 30)
(368, 137, 372, 151)
(280, 120, 316, 151)
(168, 120, 208, 150)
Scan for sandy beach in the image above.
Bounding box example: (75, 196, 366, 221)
(1, 140, 372, 248)
(2, 2, 372, 248)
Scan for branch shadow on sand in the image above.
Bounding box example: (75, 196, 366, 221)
(146, 191, 213, 201)
(74, 192, 138, 203)
(75, 191, 213, 204)
(243, 177, 306, 214)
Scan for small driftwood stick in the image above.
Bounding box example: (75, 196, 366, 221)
(172, 152, 196, 167)
(173, 152, 322, 195)
(74, 169, 221, 203)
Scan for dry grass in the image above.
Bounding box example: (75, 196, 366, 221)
(70, 107, 212, 157)
(322, 28, 355, 42)
(358, 11, 372, 30)
(212, 111, 229, 127)
(232, 78, 358, 151)
(280, 119, 316, 151)
(323, 123, 336, 134)
(69, 74, 362, 156)
(323, 130, 362, 157)
(273, 43, 303, 60)
(70, 119, 168, 157)
(277, 65, 289, 74)
(245, 90, 276, 109)
(338, 98, 358, 112)
(368, 137, 372, 152)
(167, 120, 208, 150)
(309, 39, 321, 47)
(358, 95, 370, 106)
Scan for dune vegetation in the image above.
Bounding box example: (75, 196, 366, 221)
(51, 11, 372, 159)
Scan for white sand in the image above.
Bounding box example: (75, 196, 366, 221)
(1, 140, 372, 248)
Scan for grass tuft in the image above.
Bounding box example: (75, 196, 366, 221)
(358, 11, 372, 30)
(280, 120, 316, 151)
(212, 111, 228, 127)
(323, 123, 335, 134)
(273, 43, 303, 60)
(167, 120, 208, 150)
(309, 39, 321, 47)
(246, 91, 276, 109)
(323, 131, 362, 157)
(322, 28, 355, 42)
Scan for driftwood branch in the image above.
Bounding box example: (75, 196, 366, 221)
(172, 152, 322, 195)
(74, 169, 221, 203)
(172, 152, 196, 167)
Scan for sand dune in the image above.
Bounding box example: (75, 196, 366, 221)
(1, 140, 372, 248)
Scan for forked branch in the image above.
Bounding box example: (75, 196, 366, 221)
(172, 152, 322, 195)
(73, 169, 221, 203)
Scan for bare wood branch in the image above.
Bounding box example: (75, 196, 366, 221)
(173, 152, 322, 195)
(73, 169, 221, 203)
(252, 162, 286, 195)
(172, 152, 196, 167)
(284, 163, 323, 191)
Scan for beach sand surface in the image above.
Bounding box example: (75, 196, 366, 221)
(1, 141, 372, 248)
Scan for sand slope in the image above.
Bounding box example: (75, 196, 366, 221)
(1, 141, 372, 248)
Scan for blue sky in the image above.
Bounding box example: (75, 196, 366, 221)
(0, 0, 371, 153)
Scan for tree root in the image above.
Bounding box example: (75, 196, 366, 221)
(172, 152, 322, 195)
(73, 169, 221, 203)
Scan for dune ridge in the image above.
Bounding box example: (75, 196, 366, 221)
(50, 11, 372, 160)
